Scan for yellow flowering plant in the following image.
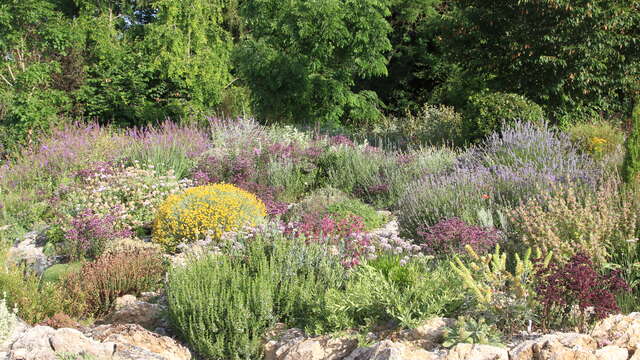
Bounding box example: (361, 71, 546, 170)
(153, 184, 267, 252)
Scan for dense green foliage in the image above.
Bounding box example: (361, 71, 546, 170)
(441, 0, 640, 123)
(2, 0, 638, 150)
(623, 101, 640, 183)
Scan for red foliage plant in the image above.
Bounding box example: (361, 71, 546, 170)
(63, 249, 165, 318)
(535, 253, 629, 331)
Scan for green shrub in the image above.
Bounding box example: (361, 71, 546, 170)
(325, 254, 465, 329)
(153, 184, 267, 252)
(400, 104, 465, 147)
(0, 261, 70, 324)
(286, 188, 386, 231)
(623, 101, 640, 183)
(566, 121, 625, 161)
(463, 92, 545, 142)
(326, 199, 386, 231)
(166, 236, 345, 360)
(41, 263, 83, 284)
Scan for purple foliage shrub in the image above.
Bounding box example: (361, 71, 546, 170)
(64, 208, 132, 260)
(417, 217, 501, 256)
(535, 253, 629, 331)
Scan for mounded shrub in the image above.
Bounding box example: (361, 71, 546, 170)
(152, 184, 267, 252)
(63, 249, 165, 317)
(566, 121, 625, 161)
(166, 236, 345, 360)
(463, 92, 545, 142)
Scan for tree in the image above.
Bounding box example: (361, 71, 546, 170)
(235, 0, 392, 126)
(441, 0, 640, 123)
(142, 0, 234, 117)
(623, 101, 640, 184)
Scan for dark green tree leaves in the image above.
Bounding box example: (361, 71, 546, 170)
(236, 0, 393, 126)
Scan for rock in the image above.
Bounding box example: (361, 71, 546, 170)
(0, 319, 30, 359)
(8, 325, 115, 360)
(445, 343, 508, 360)
(400, 318, 454, 349)
(509, 333, 597, 360)
(591, 312, 640, 351)
(264, 328, 356, 360)
(103, 295, 166, 330)
(345, 340, 442, 360)
(49, 328, 116, 358)
(7, 231, 58, 275)
(594, 345, 627, 360)
(89, 324, 191, 360)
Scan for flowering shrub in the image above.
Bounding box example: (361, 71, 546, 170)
(510, 180, 637, 265)
(61, 163, 191, 233)
(536, 253, 629, 331)
(63, 249, 165, 317)
(417, 218, 501, 256)
(566, 121, 624, 161)
(287, 213, 366, 243)
(63, 209, 132, 260)
(153, 184, 267, 252)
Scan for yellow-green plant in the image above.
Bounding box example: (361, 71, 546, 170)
(510, 180, 637, 265)
(451, 245, 551, 334)
(153, 184, 267, 251)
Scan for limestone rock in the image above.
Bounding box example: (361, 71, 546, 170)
(594, 345, 627, 360)
(264, 328, 356, 360)
(510, 333, 597, 360)
(445, 343, 508, 360)
(89, 324, 190, 360)
(591, 312, 640, 351)
(400, 318, 454, 349)
(7, 231, 58, 275)
(0, 319, 30, 359)
(8, 325, 115, 360)
(345, 340, 442, 360)
(102, 295, 166, 330)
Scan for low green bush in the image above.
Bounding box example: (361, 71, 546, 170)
(325, 254, 465, 329)
(463, 92, 545, 142)
(326, 199, 387, 231)
(166, 236, 345, 360)
(41, 263, 83, 284)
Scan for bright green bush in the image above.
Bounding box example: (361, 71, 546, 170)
(463, 92, 545, 142)
(41, 263, 83, 284)
(566, 121, 625, 161)
(326, 199, 387, 231)
(286, 187, 386, 230)
(153, 184, 267, 252)
(325, 254, 465, 329)
(166, 237, 345, 359)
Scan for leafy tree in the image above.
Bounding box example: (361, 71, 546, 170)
(143, 0, 234, 116)
(0, 0, 77, 150)
(358, 0, 444, 115)
(623, 101, 640, 184)
(441, 0, 640, 123)
(235, 0, 392, 126)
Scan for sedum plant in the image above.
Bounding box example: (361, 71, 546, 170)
(442, 316, 503, 348)
(451, 245, 551, 334)
(153, 184, 267, 252)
